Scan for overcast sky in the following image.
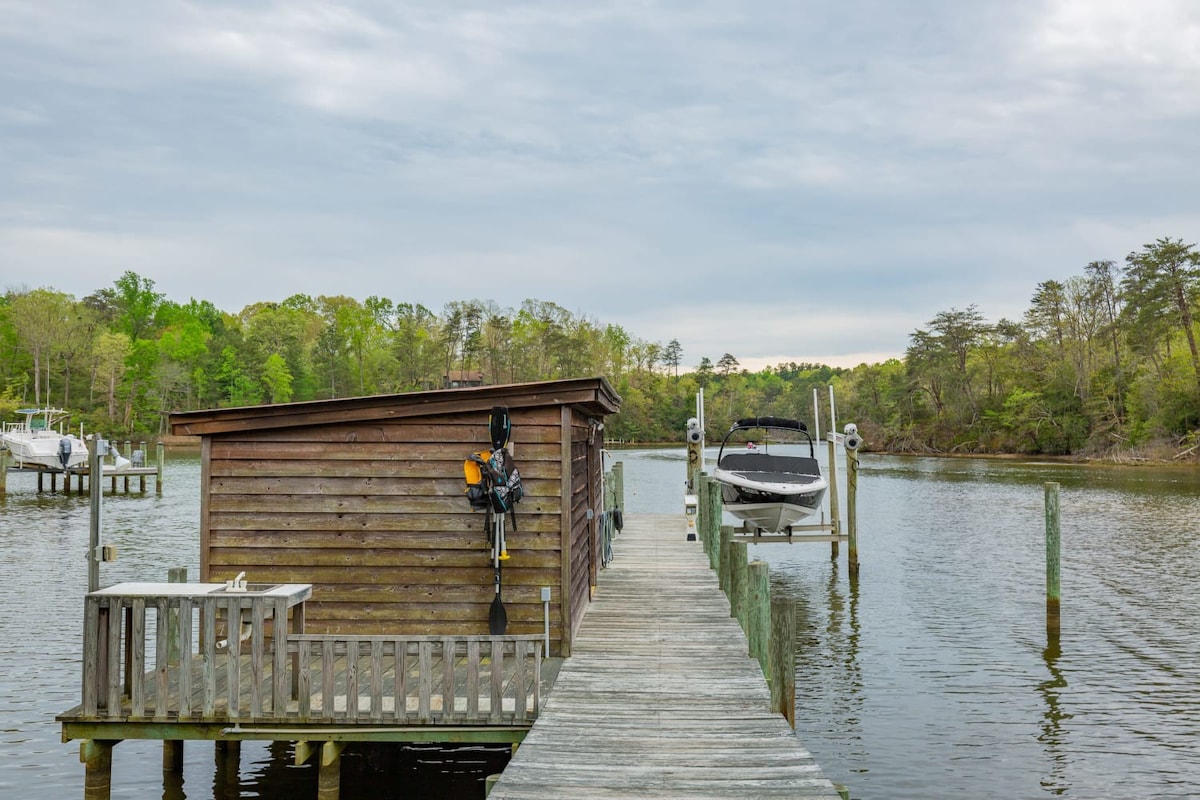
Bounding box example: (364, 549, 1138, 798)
(3, 1, 1198, 370)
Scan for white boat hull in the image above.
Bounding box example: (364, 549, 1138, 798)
(720, 499, 823, 532)
(712, 467, 828, 533)
(1, 431, 89, 471)
(2, 408, 89, 471)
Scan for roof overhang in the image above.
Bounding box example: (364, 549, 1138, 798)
(169, 377, 621, 437)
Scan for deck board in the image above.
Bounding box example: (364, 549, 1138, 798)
(489, 513, 842, 799)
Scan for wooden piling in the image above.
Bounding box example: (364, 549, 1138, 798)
(1045, 482, 1061, 635)
(826, 437, 840, 561)
(729, 539, 747, 624)
(700, 474, 715, 563)
(847, 444, 860, 576)
(706, 476, 723, 571)
(163, 566, 188, 772)
(156, 441, 164, 495)
(769, 597, 796, 728)
(82, 739, 116, 800)
(611, 461, 624, 513)
(88, 438, 102, 593)
(214, 740, 241, 796)
(318, 741, 345, 800)
(0, 447, 7, 495)
(686, 438, 702, 493)
(162, 740, 183, 773)
(747, 561, 770, 670)
(718, 525, 732, 592)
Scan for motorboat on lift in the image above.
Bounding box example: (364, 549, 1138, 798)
(712, 416, 828, 533)
(0, 407, 89, 471)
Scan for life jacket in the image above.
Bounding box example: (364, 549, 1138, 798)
(463, 445, 523, 524)
(463, 450, 493, 511)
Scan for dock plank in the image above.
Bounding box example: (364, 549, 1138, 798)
(489, 513, 841, 799)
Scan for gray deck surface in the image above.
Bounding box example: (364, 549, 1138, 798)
(488, 513, 842, 799)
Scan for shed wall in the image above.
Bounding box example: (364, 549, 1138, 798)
(200, 406, 572, 647)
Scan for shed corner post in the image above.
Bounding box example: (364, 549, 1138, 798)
(199, 437, 212, 580)
(559, 405, 573, 657)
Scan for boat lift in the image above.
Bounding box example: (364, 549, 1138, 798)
(686, 387, 862, 573)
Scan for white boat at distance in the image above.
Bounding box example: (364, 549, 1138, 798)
(712, 416, 828, 534)
(1, 407, 89, 471)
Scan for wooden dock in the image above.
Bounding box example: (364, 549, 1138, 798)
(488, 513, 842, 799)
(0, 440, 164, 495)
(58, 582, 545, 799)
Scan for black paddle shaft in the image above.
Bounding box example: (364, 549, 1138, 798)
(488, 513, 507, 634)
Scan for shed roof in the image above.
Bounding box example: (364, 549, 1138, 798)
(169, 376, 620, 437)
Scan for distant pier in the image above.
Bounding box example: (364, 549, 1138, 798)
(0, 440, 164, 495)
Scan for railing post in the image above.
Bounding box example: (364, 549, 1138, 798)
(166, 568, 187, 662)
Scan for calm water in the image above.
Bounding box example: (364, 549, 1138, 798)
(3, 449, 1199, 798)
(625, 448, 1200, 799)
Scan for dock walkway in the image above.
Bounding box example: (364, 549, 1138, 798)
(489, 513, 841, 799)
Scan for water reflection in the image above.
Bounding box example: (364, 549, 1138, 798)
(1038, 633, 1070, 796)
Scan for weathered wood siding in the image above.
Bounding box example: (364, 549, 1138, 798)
(175, 378, 620, 658)
(202, 407, 567, 645)
(567, 424, 595, 636)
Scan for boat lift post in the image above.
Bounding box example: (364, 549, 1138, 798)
(685, 390, 705, 541)
(87, 435, 118, 592)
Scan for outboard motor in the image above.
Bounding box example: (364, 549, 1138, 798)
(58, 437, 73, 469)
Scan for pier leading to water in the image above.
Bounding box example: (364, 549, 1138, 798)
(58, 515, 844, 799)
(489, 513, 843, 799)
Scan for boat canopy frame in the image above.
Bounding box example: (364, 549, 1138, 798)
(715, 416, 817, 465)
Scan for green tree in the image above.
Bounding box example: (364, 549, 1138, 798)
(7, 288, 76, 406)
(662, 339, 683, 378)
(1122, 237, 1200, 392)
(261, 352, 294, 403)
(110, 271, 164, 341)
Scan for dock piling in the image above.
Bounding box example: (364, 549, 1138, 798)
(317, 741, 345, 800)
(82, 739, 116, 800)
(747, 560, 769, 668)
(729, 539, 747, 623)
(1045, 482, 1061, 635)
(156, 441, 164, 495)
(769, 596, 796, 728)
(718, 525, 732, 593)
(706, 477, 722, 570)
(826, 436, 840, 561)
(847, 443, 860, 576)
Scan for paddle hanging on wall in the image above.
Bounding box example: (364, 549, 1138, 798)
(463, 406, 523, 635)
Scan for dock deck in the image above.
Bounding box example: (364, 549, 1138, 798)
(489, 513, 842, 799)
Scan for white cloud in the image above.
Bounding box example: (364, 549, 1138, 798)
(1, 1, 1197, 369)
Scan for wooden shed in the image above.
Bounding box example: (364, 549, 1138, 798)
(169, 377, 620, 657)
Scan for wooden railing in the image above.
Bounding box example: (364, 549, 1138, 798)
(78, 587, 542, 727)
(288, 635, 541, 724)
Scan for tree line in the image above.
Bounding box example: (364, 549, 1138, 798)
(2, 237, 1197, 459)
